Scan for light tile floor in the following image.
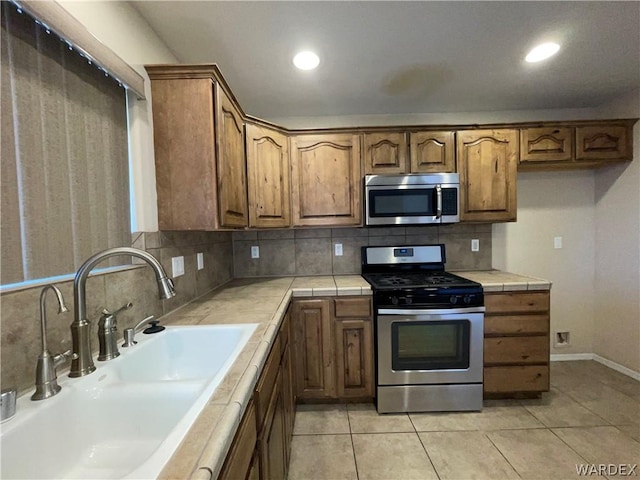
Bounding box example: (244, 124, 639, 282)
(288, 361, 640, 480)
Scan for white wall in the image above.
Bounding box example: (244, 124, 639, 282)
(58, 1, 178, 232)
(593, 89, 640, 372)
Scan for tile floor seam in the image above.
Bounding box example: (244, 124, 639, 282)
(415, 432, 443, 480)
(546, 426, 593, 466)
(345, 404, 361, 480)
(483, 430, 523, 479)
(560, 389, 620, 426)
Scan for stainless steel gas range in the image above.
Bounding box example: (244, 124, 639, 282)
(361, 244, 485, 413)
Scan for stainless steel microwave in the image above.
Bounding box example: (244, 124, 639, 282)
(365, 173, 460, 226)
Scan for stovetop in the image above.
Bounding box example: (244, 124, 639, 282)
(362, 271, 477, 290)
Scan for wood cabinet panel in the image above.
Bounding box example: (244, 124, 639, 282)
(259, 368, 286, 480)
(520, 127, 573, 163)
(484, 366, 549, 393)
(484, 315, 549, 336)
(576, 124, 630, 161)
(364, 132, 407, 174)
(246, 123, 290, 228)
(218, 400, 257, 480)
(216, 86, 247, 227)
(334, 297, 372, 318)
(410, 131, 455, 173)
(485, 292, 550, 314)
(148, 77, 218, 230)
(292, 299, 335, 399)
(255, 338, 282, 428)
(457, 129, 518, 222)
(290, 134, 361, 226)
(484, 336, 549, 365)
(335, 318, 374, 398)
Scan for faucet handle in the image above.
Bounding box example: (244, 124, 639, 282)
(102, 301, 133, 317)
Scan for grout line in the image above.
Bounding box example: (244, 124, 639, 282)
(484, 432, 523, 479)
(345, 403, 360, 480)
(547, 427, 592, 464)
(415, 432, 442, 480)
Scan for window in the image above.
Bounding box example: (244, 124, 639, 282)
(1, 2, 131, 286)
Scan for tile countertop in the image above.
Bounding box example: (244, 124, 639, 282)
(157, 270, 550, 480)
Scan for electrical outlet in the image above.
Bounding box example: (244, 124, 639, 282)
(554, 236, 563, 249)
(251, 246, 260, 259)
(171, 256, 185, 278)
(471, 239, 480, 252)
(555, 331, 570, 347)
(197, 252, 204, 270)
(334, 243, 343, 256)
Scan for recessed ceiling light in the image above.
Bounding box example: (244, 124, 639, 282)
(293, 51, 320, 70)
(525, 42, 560, 63)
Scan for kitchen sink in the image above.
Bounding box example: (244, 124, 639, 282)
(0, 324, 258, 479)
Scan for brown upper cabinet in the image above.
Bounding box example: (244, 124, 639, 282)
(146, 65, 248, 230)
(245, 123, 291, 228)
(519, 120, 636, 170)
(457, 129, 518, 223)
(290, 133, 362, 226)
(520, 127, 574, 163)
(363, 132, 408, 174)
(409, 131, 456, 173)
(364, 130, 455, 174)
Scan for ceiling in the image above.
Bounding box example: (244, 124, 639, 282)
(131, 1, 640, 120)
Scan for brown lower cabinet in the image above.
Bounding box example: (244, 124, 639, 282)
(292, 297, 374, 401)
(483, 291, 551, 396)
(218, 309, 294, 480)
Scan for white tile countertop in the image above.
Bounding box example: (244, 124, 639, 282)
(156, 270, 550, 479)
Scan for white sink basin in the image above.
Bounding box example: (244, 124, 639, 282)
(0, 324, 258, 479)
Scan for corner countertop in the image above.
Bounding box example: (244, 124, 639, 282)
(157, 270, 550, 480)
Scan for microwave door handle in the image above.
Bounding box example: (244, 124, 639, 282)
(435, 185, 442, 219)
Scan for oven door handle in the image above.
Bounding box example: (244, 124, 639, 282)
(377, 307, 485, 315)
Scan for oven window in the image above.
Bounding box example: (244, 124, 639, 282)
(369, 189, 435, 217)
(391, 320, 470, 371)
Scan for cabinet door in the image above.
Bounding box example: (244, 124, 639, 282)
(363, 132, 408, 174)
(334, 318, 374, 398)
(219, 400, 257, 480)
(457, 129, 518, 222)
(290, 134, 361, 226)
(216, 85, 248, 227)
(409, 131, 455, 173)
(520, 127, 573, 163)
(246, 124, 290, 228)
(576, 124, 630, 161)
(292, 299, 335, 399)
(148, 77, 218, 230)
(259, 369, 286, 480)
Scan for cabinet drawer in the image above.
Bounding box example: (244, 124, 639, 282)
(334, 297, 371, 318)
(255, 339, 282, 429)
(520, 127, 573, 163)
(484, 336, 549, 364)
(485, 315, 549, 336)
(484, 366, 549, 393)
(219, 399, 257, 480)
(485, 292, 549, 314)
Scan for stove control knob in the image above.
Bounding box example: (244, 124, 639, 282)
(391, 296, 399, 305)
(463, 295, 472, 304)
(449, 295, 459, 305)
(405, 296, 413, 305)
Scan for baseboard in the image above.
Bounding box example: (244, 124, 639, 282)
(550, 353, 640, 381)
(593, 354, 640, 382)
(550, 353, 594, 361)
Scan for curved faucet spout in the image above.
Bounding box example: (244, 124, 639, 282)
(70, 247, 176, 377)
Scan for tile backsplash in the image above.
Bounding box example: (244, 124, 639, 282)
(0, 231, 233, 395)
(233, 224, 492, 277)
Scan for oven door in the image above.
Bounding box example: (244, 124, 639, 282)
(365, 184, 459, 225)
(377, 307, 484, 386)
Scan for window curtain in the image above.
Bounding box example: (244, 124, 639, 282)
(1, 2, 131, 285)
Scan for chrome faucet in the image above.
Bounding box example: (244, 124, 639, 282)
(32, 284, 72, 401)
(70, 247, 176, 377)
